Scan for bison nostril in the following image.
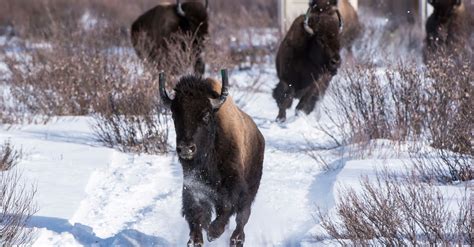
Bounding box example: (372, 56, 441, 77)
(177, 147, 182, 153)
(189, 145, 196, 153)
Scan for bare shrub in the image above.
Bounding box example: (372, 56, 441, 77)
(0, 141, 22, 171)
(0, 142, 37, 245)
(134, 30, 203, 81)
(411, 145, 473, 183)
(424, 55, 473, 156)
(321, 54, 472, 151)
(320, 62, 425, 145)
(316, 169, 472, 246)
(92, 87, 170, 155)
(206, 0, 279, 71)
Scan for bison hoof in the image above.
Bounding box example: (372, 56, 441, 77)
(207, 221, 226, 242)
(230, 238, 244, 247)
(187, 240, 203, 247)
(275, 116, 286, 123)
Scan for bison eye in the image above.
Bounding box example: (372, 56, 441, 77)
(202, 112, 211, 123)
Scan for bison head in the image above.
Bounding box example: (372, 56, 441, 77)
(160, 70, 229, 161)
(176, 0, 209, 39)
(309, 0, 338, 11)
(428, 0, 462, 17)
(304, 0, 343, 35)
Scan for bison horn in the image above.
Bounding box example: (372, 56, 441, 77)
(159, 72, 173, 106)
(210, 69, 230, 110)
(336, 9, 344, 33)
(205, 0, 209, 9)
(177, 0, 186, 17)
(303, 7, 315, 35)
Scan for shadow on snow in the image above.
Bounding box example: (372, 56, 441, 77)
(28, 216, 169, 246)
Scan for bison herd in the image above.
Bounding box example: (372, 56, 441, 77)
(130, 0, 471, 246)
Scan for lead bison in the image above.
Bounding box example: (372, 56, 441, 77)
(423, 0, 469, 63)
(131, 0, 209, 75)
(159, 70, 265, 247)
(273, 0, 343, 122)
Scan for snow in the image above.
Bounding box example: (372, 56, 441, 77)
(0, 33, 468, 246)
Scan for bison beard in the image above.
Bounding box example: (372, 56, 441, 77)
(160, 70, 265, 247)
(273, 4, 342, 122)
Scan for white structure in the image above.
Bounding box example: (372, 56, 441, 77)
(278, 0, 433, 33)
(420, 0, 434, 29)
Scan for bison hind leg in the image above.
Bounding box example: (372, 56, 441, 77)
(273, 81, 295, 122)
(230, 205, 251, 247)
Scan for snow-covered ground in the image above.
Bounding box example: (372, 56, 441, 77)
(0, 64, 465, 246)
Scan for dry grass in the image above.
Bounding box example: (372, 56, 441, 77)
(316, 169, 472, 246)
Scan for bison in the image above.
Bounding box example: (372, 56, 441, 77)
(159, 70, 265, 247)
(131, 0, 209, 75)
(423, 0, 469, 63)
(336, 0, 362, 51)
(273, 1, 343, 122)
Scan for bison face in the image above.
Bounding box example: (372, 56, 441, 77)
(304, 1, 343, 36)
(428, 0, 462, 15)
(159, 71, 229, 161)
(309, 0, 338, 12)
(171, 98, 216, 161)
(178, 2, 209, 38)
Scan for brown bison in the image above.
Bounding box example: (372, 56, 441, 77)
(423, 0, 469, 63)
(159, 70, 265, 247)
(336, 0, 362, 50)
(131, 0, 209, 75)
(273, 1, 343, 122)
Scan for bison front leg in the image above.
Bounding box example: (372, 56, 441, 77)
(272, 81, 295, 122)
(296, 74, 331, 115)
(207, 200, 233, 242)
(182, 188, 212, 247)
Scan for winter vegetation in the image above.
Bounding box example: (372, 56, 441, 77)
(0, 0, 472, 246)
(0, 141, 37, 245)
